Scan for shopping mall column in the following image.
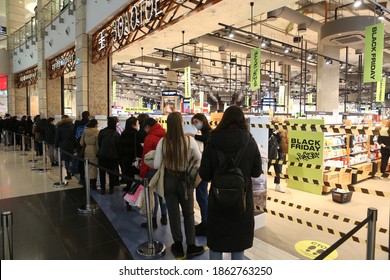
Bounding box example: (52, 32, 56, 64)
(75, 0, 109, 117)
(5, 0, 26, 115)
(316, 44, 340, 112)
(36, 0, 51, 117)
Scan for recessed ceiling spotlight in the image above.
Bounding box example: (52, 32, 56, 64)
(353, 0, 362, 8)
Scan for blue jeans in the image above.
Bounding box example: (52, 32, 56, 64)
(196, 180, 208, 224)
(209, 250, 244, 260)
(147, 170, 167, 218)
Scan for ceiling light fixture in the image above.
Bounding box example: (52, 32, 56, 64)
(196, 58, 200, 65)
(211, 60, 216, 66)
(353, 0, 362, 8)
(325, 58, 333, 65)
(228, 30, 234, 38)
(284, 45, 292, 53)
(377, 8, 385, 21)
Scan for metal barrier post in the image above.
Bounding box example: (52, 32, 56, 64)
(136, 178, 166, 259)
(28, 137, 37, 163)
(13, 132, 16, 151)
(54, 147, 68, 187)
(366, 207, 378, 260)
(39, 141, 50, 172)
(1, 211, 14, 260)
(20, 135, 27, 156)
(78, 159, 99, 214)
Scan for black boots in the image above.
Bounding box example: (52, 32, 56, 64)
(171, 242, 185, 259)
(187, 244, 205, 259)
(64, 172, 72, 180)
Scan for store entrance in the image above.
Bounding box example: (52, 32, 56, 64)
(62, 72, 76, 117)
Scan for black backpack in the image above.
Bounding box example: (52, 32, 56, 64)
(210, 138, 250, 215)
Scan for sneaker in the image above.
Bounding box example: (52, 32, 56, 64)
(51, 162, 59, 167)
(186, 244, 205, 259)
(171, 242, 185, 259)
(275, 184, 286, 193)
(160, 214, 168, 225)
(64, 175, 72, 180)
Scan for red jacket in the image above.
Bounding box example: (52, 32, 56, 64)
(140, 123, 166, 178)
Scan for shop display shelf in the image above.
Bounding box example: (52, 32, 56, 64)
(352, 141, 367, 145)
(370, 148, 381, 151)
(325, 144, 346, 148)
(324, 155, 347, 160)
(350, 150, 368, 156)
(350, 161, 370, 167)
(325, 133, 345, 137)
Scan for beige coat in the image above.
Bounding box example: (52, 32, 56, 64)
(80, 127, 99, 179)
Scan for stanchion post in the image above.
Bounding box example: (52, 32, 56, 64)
(20, 135, 27, 156)
(54, 147, 68, 187)
(366, 207, 377, 260)
(136, 178, 166, 259)
(39, 141, 50, 172)
(13, 132, 16, 151)
(78, 159, 98, 214)
(1, 211, 13, 260)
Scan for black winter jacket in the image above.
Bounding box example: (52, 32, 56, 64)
(45, 124, 56, 145)
(97, 128, 120, 160)
(119, 128, 143, 162)
(199, 128, 261, 252)
(55, 118, 74, 160)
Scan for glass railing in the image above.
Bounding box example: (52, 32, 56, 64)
(8, 0, 74, 51)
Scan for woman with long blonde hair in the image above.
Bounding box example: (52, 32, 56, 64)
(154, 112, 204, 259)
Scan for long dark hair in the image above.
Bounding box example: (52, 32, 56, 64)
(191, 113, 212, 131)
(164, 112, 188, 172)
(124, 117, 137, 132)
(213, 105, 248, 133)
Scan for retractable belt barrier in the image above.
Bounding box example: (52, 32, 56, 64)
(256, 206, 389, 253)
(266, 196, 388, 235)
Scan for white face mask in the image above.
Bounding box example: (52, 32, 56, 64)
(135, 126, 140, 131)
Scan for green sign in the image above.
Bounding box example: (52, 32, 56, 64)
(184, 66, 191, 98)
(138, 97, 143, 108)
(287, 119, 324, 195)
(364, 22, 384, 83)
(250, 48, 261, 90)
(376, 77, 386, 102)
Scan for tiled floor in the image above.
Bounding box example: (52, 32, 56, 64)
(2, 142, 388, 260)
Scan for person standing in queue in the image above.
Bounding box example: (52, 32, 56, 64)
(80, 119, 99, 189)
(55, 115, 74, 180)
(97, 117, 120, 194)
(185, 113, 212, 236)
(140, 117, 167, 228)
(199, 106, 262, 260)
(153, 112, 205, 259)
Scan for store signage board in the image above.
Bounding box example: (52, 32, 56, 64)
(48, 47, 76, 79)
(125, 107, 151, 112)
(184, 66, 191, 98)
(287, 119, 324, 195)
(250, 48, 261, 90)
(363, 22, 384, 83)
(162, 90, 180, 96)
(15, 66, 38, 88)
(91, 0, 222, 63)
(376, 77, 386, 102)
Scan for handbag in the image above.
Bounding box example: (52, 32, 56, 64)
(184, 136, 201, 188)
(124, 184, 144, 206)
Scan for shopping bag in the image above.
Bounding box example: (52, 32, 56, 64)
(123, 185, 144, 206)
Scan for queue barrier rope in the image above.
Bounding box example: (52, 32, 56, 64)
(256, 206, 388, 254)
(266, 196, 388, 235)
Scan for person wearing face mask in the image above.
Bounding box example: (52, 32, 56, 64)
(119, 117, 144, 197)
(185, 113, 212, 236)
(139, 117, 167, 228)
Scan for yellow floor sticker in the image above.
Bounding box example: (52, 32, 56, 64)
(295, 240, 338, 260)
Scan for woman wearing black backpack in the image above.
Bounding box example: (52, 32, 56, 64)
(199, 106, 262, 260)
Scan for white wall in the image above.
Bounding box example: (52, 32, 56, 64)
(44, 7, 76, 59)
(86, 0, 129, 34)
(12, 39, 38, 73)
